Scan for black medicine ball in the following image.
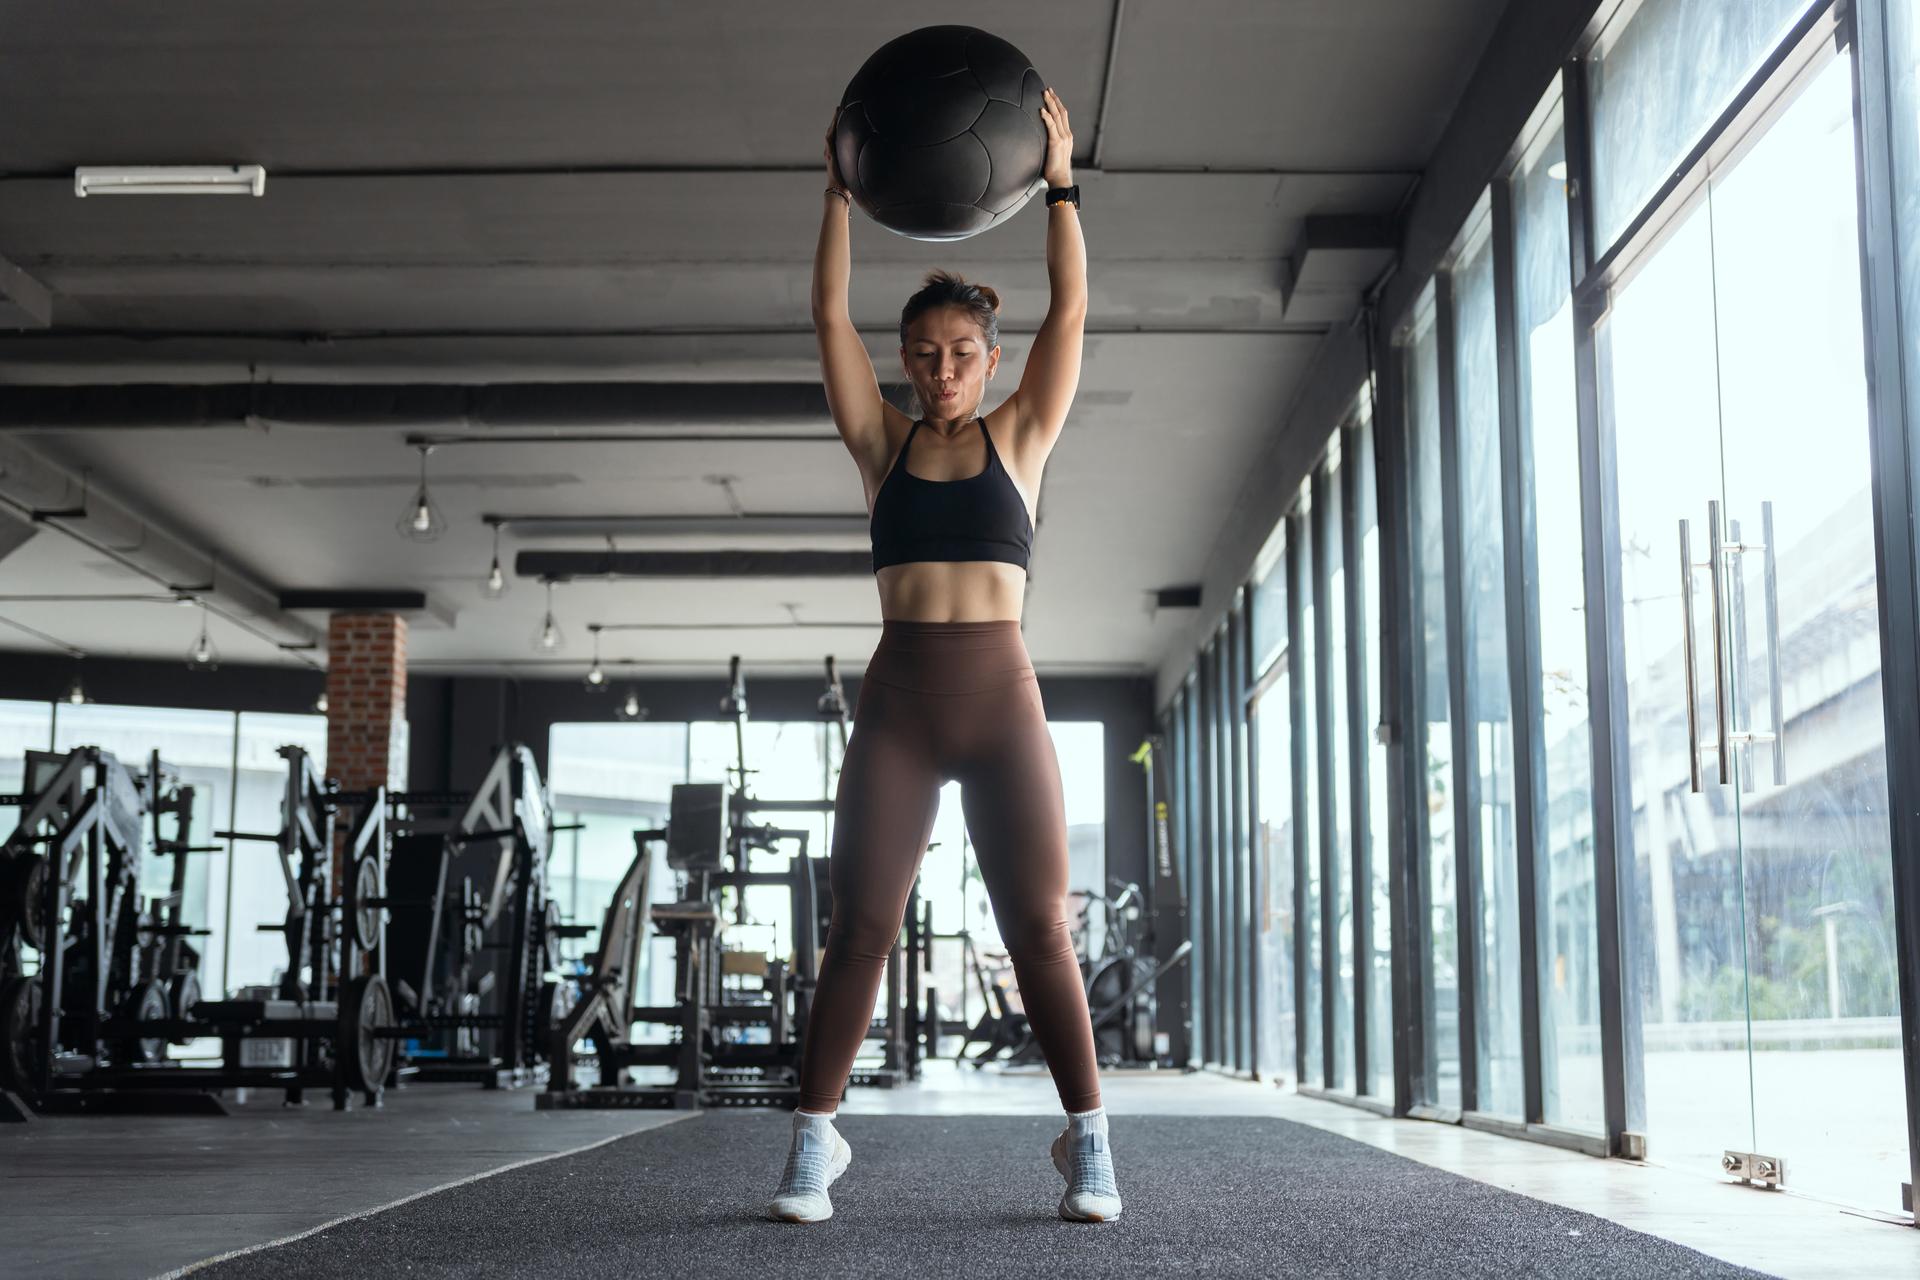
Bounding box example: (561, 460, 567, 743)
(834, 26, 1049, 242)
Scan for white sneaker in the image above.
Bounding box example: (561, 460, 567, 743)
(1052, 1128, 1124, 1222)
(768, 1121, 854, 1223)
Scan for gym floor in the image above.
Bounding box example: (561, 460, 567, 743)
(5, 1063, 1915, 1279)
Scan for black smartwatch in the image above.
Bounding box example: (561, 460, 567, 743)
(1045, 184, 1080, 209)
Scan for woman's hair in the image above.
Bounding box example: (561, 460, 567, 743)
(899, 269, 1000, 349)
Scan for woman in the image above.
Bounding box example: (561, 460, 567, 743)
(768, 87, 1120, 1225)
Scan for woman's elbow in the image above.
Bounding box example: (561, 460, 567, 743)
(1048, 295, 1090, 327)
(810, 295, 849, 327)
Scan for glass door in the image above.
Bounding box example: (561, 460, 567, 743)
(1597, 41, 1908, 1213)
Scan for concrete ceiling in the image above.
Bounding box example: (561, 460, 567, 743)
(0, 0, 1509, 681)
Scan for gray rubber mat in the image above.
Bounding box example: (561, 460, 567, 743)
(187, 1112, 1776, 1278)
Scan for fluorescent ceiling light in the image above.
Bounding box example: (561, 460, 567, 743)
(74, 164, 266, 197)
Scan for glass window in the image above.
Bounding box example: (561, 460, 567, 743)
(1205, 637, 1221, 1066)
(1212, 628, 1233, 1067)
(1251, 522, 1290, 680)
(1255, 666, 1296, 1083)
(1452, 207, 1526, 1119)
(1322, 453, 1357, 1094)
(1295, 508, 1324, 1086)
(1356, 413, 1395, 1100)
(1589, 0, 1816, 251)
(1512, 97, 1605, 1133)
(1230, 610, 1253, 1074)
(1051, 721, 1109, 952)
(0, 698, 52, 795)
(548, 723, 688, 1007)
(1183, 683, 1205, 1062)
(1896, 3, 1920, 525)
(1406, 291, 1462, 1109)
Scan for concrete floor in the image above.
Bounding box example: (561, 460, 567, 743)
(2, 1060, 1915, 1279)
(0, 1084, 688, 1279)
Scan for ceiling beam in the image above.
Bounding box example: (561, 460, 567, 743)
(0, 381, 833, 430)
(515, 549, 872, 581)
(279, 589, 427, 610)
(487, 513, 868, 541)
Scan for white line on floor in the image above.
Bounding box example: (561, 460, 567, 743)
(150, 1114, 699, 1280)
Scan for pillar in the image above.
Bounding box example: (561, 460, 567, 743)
(325, 612, 409, 793)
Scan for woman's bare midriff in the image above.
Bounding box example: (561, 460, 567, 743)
(876, 560, 1026, 623)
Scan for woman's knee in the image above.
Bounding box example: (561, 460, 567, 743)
(825, 907, 904, 964)
(998, 906, 1074, 960)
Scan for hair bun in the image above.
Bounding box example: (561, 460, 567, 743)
(977, 284, 1001, 312)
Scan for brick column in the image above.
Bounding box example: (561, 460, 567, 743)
(325, 612, 409, 793)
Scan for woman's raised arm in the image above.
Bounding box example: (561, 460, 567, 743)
(1009, 87, 1088, 458)
(813, 109, 889, 468)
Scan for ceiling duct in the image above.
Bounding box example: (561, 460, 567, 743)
(0, 381, 833, 431)
(493, 513, 868, 542)
(516, 549, 873, 582)
(0, 435, 322, 654)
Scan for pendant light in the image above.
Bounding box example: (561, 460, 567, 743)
(185, 602, 219, 670)
(583, 624, 608, 692)
(396, 443, 447, 542)
(62, 656, 89, 706)
(481, 519, 510, 598)
(530, 579, 564, 653)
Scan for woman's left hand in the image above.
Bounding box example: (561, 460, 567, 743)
(1040, 87, 1074, 189)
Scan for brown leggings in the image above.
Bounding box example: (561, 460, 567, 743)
(796, 619, 1102, 1114)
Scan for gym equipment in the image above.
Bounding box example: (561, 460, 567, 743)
(967, 879, 1192, 1072)
(0, 745, 394, 1112)
(953, 934, 1031, 1067)
(834, 26, 1048, 241)
(1079, 880, 1192, 1067)
(134, 749, 210, 1044)
(378, 743, 575, 1088)
(542, 654, 923, 1109)
(540, 779, 822, 1109)
(1136, 733, 1191, 1068)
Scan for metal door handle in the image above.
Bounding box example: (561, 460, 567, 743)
(1708, 500, 1730, 786)
(1678, 518, 1703, 794)
(1761, 501, 1786, 783)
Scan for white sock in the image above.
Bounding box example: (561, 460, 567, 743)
(1059, 1106, 1119, 1207)
(1067, 1106, 1108, 1137)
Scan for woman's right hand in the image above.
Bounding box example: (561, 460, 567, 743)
(825, 107, 849, 193)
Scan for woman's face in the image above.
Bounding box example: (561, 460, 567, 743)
(901, 305, 1000, 419)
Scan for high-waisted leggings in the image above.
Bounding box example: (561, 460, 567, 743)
(795, 619, 1101, 1114)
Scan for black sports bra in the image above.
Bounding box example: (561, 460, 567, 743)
(869, 416, 1034, 573)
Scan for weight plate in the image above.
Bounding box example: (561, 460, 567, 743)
(0, 975, 41, 1094)
(9, 854, 49, 952)
(1131, 1003, 1155, 1063)
(116, 980, 169, 1064)
(346, 854, 382, 953)
(168, 971, 203, 1043)
(339, 973, 397, 1095)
